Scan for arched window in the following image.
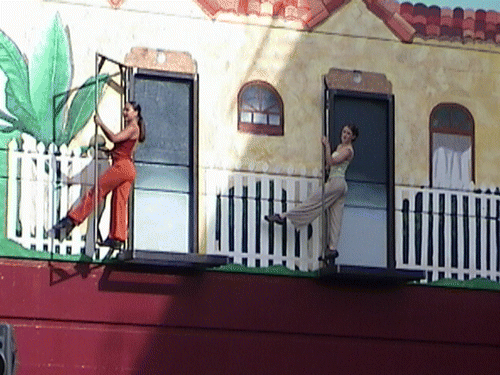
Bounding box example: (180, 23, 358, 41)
(238, 81, 284, 136)
(430, 103, 474, 189)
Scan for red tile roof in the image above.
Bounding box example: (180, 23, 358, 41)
(108, 0, 124, 8)
(193, 0, 500, 44)
(397, 2, 500, 43)
(194, 0, 350, 29)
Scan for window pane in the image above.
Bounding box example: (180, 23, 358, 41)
(240, 102, 254, 111)
(134, 76, 191, 165)
(240, 111, 252, 123)
(254, 113, 267, 125)
(431, 107, 450, 129)
(261, 90, 278, 111)
(431, 105, 473, 133)
(267, 103, 280, 114)
(269, 115, 280, 126)
(241, 87, 260, 110)
(451, 108, 472, 132)
(241, 86, 259, 100)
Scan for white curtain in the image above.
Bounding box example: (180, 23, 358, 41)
(432, 133, 471, 189)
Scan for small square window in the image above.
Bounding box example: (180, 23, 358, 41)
(269, 115, 280, 126)
(240, 112, 252, 123)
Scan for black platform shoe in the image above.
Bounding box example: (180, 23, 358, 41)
(49, 217, 76, 240)
(264, 214, 286, 225)
(319, 249, 339, 267)
(98, 237, 125, 249)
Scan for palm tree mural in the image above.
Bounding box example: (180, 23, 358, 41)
(0, 13, 108, 145)
(0, 13, 108, 259)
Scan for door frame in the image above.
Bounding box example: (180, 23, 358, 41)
(129, 68, 199, 254)
(323, 86, 395, 268)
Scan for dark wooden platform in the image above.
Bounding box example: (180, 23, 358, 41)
(116, 250, 230, 270)
(318, 264, 425, 284)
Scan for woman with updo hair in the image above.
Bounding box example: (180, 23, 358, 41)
(265, 123, 359, 266)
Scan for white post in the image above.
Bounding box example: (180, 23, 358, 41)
(6, 139, 18, 241)
(48, 143, 58, 254)
(247, 174, 258, 268)
(35, 142, 46, 252)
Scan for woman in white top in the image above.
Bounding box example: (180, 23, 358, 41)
(265, 124, 359, 265)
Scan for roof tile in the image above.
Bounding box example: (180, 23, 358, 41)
(191, 0, 500, 44)
(395, 2, 500, 44)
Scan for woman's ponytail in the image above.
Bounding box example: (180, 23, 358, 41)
(129, 101, 146, 143)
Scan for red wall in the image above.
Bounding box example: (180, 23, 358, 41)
(0, 258, 499, 375)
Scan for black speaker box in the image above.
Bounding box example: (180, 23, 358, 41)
(0, 323, 16, 375)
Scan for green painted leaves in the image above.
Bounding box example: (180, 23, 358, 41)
(0, 30, 37, 133)
(57, 74, 108, 145)
(29, 13, 72, 143)
(0, 13, 108, 145)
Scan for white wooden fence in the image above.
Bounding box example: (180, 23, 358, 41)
(6, 135, 500, 280)
(204, 168, 323, 271)
(6, 134, 111, 259)
(204, 171, 500, 279)
(396, 186, 500, 282)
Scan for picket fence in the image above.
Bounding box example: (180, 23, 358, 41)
(203, 168, 323, 271)
(395, 186, 500, 282)
(6, 135, 111, 260)
(7, 136, 325, 267)
(6, 135, 500, 280)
